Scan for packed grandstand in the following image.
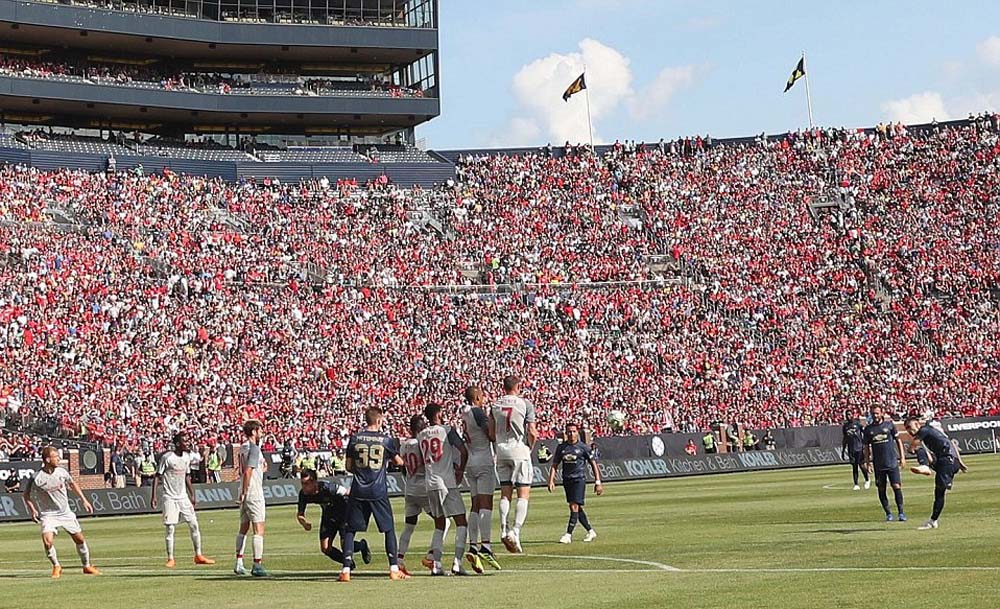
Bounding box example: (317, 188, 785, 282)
(1, 114, 998, 456)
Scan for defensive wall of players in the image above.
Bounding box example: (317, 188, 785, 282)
(1, 415, 997, 522)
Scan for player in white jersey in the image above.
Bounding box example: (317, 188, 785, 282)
(234, 419, 268, 577)
(396, 414, 433, 576)
(151, 432, 216, 568)
(418, 402, 470, 575)
(462, 385, 501, 572)
(23, 446, 101, 578)
(489, 376, 538, 553)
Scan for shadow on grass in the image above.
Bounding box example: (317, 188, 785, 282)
(808, 528, 886, 535)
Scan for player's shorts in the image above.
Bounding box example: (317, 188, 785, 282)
(162, 497, 198, 526)
(346, 497, 394, 533)
(496, 458, 533, 488)
(874, 467, 901, 487)
(318, 517, 345, 542)
(848, 451, 864, 465)
(40, 512, 82, 536)
(403, 494, 431, 519)
(240, 497, 266, 524)
(465, 463, 498, 496)
(562, 478, 587, 506)
(933, 457, 960, 490)
(427, 488, 465, 519)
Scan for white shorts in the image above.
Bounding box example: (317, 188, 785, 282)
(403, 494, 431, 519)
(240, 497, 266, 524)
(162, 497, 198, 526)
(465, 464, 498, 496)
(496, 458, 533, 487)
(40, 513, 82, 536)
(428, 488, 465, 519)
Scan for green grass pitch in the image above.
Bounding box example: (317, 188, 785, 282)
(2, 455, 998, 609)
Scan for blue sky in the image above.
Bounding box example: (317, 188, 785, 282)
(417, 1, 1000, 149)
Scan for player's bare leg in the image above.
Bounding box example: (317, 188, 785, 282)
(42, 532, 62, 578)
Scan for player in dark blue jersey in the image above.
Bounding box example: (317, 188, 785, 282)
(296, 469, 371, 570)
(547, 423, 603, 544)
(904, 417, 969, 530)
(341, 407, 408, 582)
(862, 406, 907, 522)
(841, 411, 870, 490)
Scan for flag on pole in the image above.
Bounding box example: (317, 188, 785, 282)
(784, 57, 805, 92)
(562, 73, 587, 101)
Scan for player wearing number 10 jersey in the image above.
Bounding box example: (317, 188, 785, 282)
(342, 406, 408, 582)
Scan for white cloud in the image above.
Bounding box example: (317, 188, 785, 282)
(629, 66, 696, 120)
(977, 36, 1000, 66)
(494, 39, 698, 146)
(880, 91, 951, 124)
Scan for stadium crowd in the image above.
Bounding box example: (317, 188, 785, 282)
(1, 116, 998, 455)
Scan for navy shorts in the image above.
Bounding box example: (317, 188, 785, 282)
(874, 467, 901, 487)
(563, 479, 586, 506)
(346, 497, 395, 533)
(319, 517, 345, 542)
(934, 458, 960, 490)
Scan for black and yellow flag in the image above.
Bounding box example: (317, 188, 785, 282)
(562, 73, 587, 101)
(784, 57, 805, 92)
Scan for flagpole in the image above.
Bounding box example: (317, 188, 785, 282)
(583, 66, 595, 151)
(802, 51, 815, 129)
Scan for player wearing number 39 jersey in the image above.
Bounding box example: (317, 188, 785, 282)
(490, 375, 538, 554)
(342, 406, 409, 582)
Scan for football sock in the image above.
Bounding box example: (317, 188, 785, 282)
(397, 522, 416, 557)
(46, 546, 59, 567)
(567, 511, 579, 534)
(165, 524, 176, 560)
(513, 498, 529, 534)
(235, 534, 247, 564)
(467, 512, 479, 551)
(341, 530, 355, 571)
(189, 521, 203, 555)
(324, 546, 345, 565)
(877, 487, 890, 514)
(851, 463, 860, 486)
(384, 531, 399, 567)
(893, 488, 904, 513)
(76, 542, 91, 567)
(430, 528, 444, 562)
(931, 486, 946, 520)
(499, 497, 511, 534)
(252, 535, 264, 563)
(479, 509, 492, 544)
(578, 509, 592, 531)
(454, 525, 467, 564)
(861, 467, 870, 482)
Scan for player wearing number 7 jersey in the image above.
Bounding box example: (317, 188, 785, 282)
(490, 375, 538, 554)
(341, 406, 409, 582)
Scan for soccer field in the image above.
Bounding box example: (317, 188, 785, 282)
(2, 455, 998, 609)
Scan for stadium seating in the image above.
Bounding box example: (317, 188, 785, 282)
(1, 116, 997, 455)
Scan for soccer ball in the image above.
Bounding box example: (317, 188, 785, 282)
(607, 410, 627, 431)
